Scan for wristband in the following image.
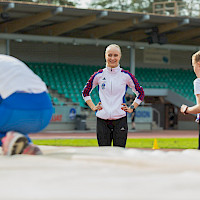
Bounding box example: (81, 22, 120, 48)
(130, 105, 135, 113)
(184, 106, 188, 114)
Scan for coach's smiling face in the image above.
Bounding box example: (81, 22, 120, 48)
(105, 46, 121, 68)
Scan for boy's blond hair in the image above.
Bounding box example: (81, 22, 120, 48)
(192, 50, 200, 63)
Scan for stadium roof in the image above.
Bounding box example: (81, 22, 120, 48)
(0, 0, 200, 49)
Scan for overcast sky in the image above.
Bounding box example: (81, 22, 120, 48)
(78, 0, 92, 8)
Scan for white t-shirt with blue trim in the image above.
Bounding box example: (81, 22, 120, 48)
(0, 54, 47, 99)
(194, 78, 200, 122)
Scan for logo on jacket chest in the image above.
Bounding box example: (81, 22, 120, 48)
(101, 82, 106, 89)
(101, 77, 106, 89)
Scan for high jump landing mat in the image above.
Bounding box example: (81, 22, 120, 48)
(0, 146, 200, 200)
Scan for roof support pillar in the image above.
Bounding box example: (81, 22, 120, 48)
(129, 46, 135, 75)
(0, 39, 7, 54)
(6, 39, 10, 55)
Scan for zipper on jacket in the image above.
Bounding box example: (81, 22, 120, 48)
(110, 78, 112, 119)
(109, 67, 113, 119)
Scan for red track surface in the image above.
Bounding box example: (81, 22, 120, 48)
(29, 130, 199, 139)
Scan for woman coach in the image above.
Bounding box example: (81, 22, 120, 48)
(82, 44, 144, 147)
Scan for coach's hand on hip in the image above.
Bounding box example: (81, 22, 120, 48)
(121, 103, 134, 113)
(92, 102, 103, 112)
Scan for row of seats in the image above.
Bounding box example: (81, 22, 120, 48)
(135, 67, 196, 102)
(28, 63, 101, 106)
(27, 62, 196, 106)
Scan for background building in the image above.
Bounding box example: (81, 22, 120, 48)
(0, 1, 199, 130)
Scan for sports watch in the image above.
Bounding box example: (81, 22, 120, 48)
(183, 106, 188, 114)
(129, 105, 135, 113)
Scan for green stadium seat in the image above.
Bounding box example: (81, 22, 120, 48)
(27, 62, 196, 106)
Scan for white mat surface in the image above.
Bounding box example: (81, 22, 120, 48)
(1, 146, 200, 200)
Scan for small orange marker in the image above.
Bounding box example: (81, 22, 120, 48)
(152, 138, 160, 150)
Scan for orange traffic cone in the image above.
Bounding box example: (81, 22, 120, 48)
(152, 138, 160, 150)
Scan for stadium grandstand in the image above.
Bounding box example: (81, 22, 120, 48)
(0, 0, 200, 131)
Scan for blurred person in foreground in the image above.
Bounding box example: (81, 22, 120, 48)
(0, 54, 53, 156)
(181, 51, 200, 120)
(82, 44, 144, 148)
(131, 109, 136, 130)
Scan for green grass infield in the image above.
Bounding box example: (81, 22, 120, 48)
(32, 138, 199, 149)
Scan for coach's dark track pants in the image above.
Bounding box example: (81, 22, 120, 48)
(96, 116, 128, 148)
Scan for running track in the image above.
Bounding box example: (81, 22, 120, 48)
(29, 130, 199, 139)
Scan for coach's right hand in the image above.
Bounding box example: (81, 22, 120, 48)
(86, 99, 103, 111)
(92, 102, 103, 111)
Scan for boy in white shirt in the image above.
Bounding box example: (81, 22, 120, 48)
(181, 50, 200, 116)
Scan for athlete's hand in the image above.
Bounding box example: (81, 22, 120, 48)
(121, 103, 133, 113)
(92, 102, 103, 111)
(180, 104, 188, 115)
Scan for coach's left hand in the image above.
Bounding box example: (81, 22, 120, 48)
(121, 103, 133, 113)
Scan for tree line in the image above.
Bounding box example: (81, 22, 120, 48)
(11, 0, 200, 16)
